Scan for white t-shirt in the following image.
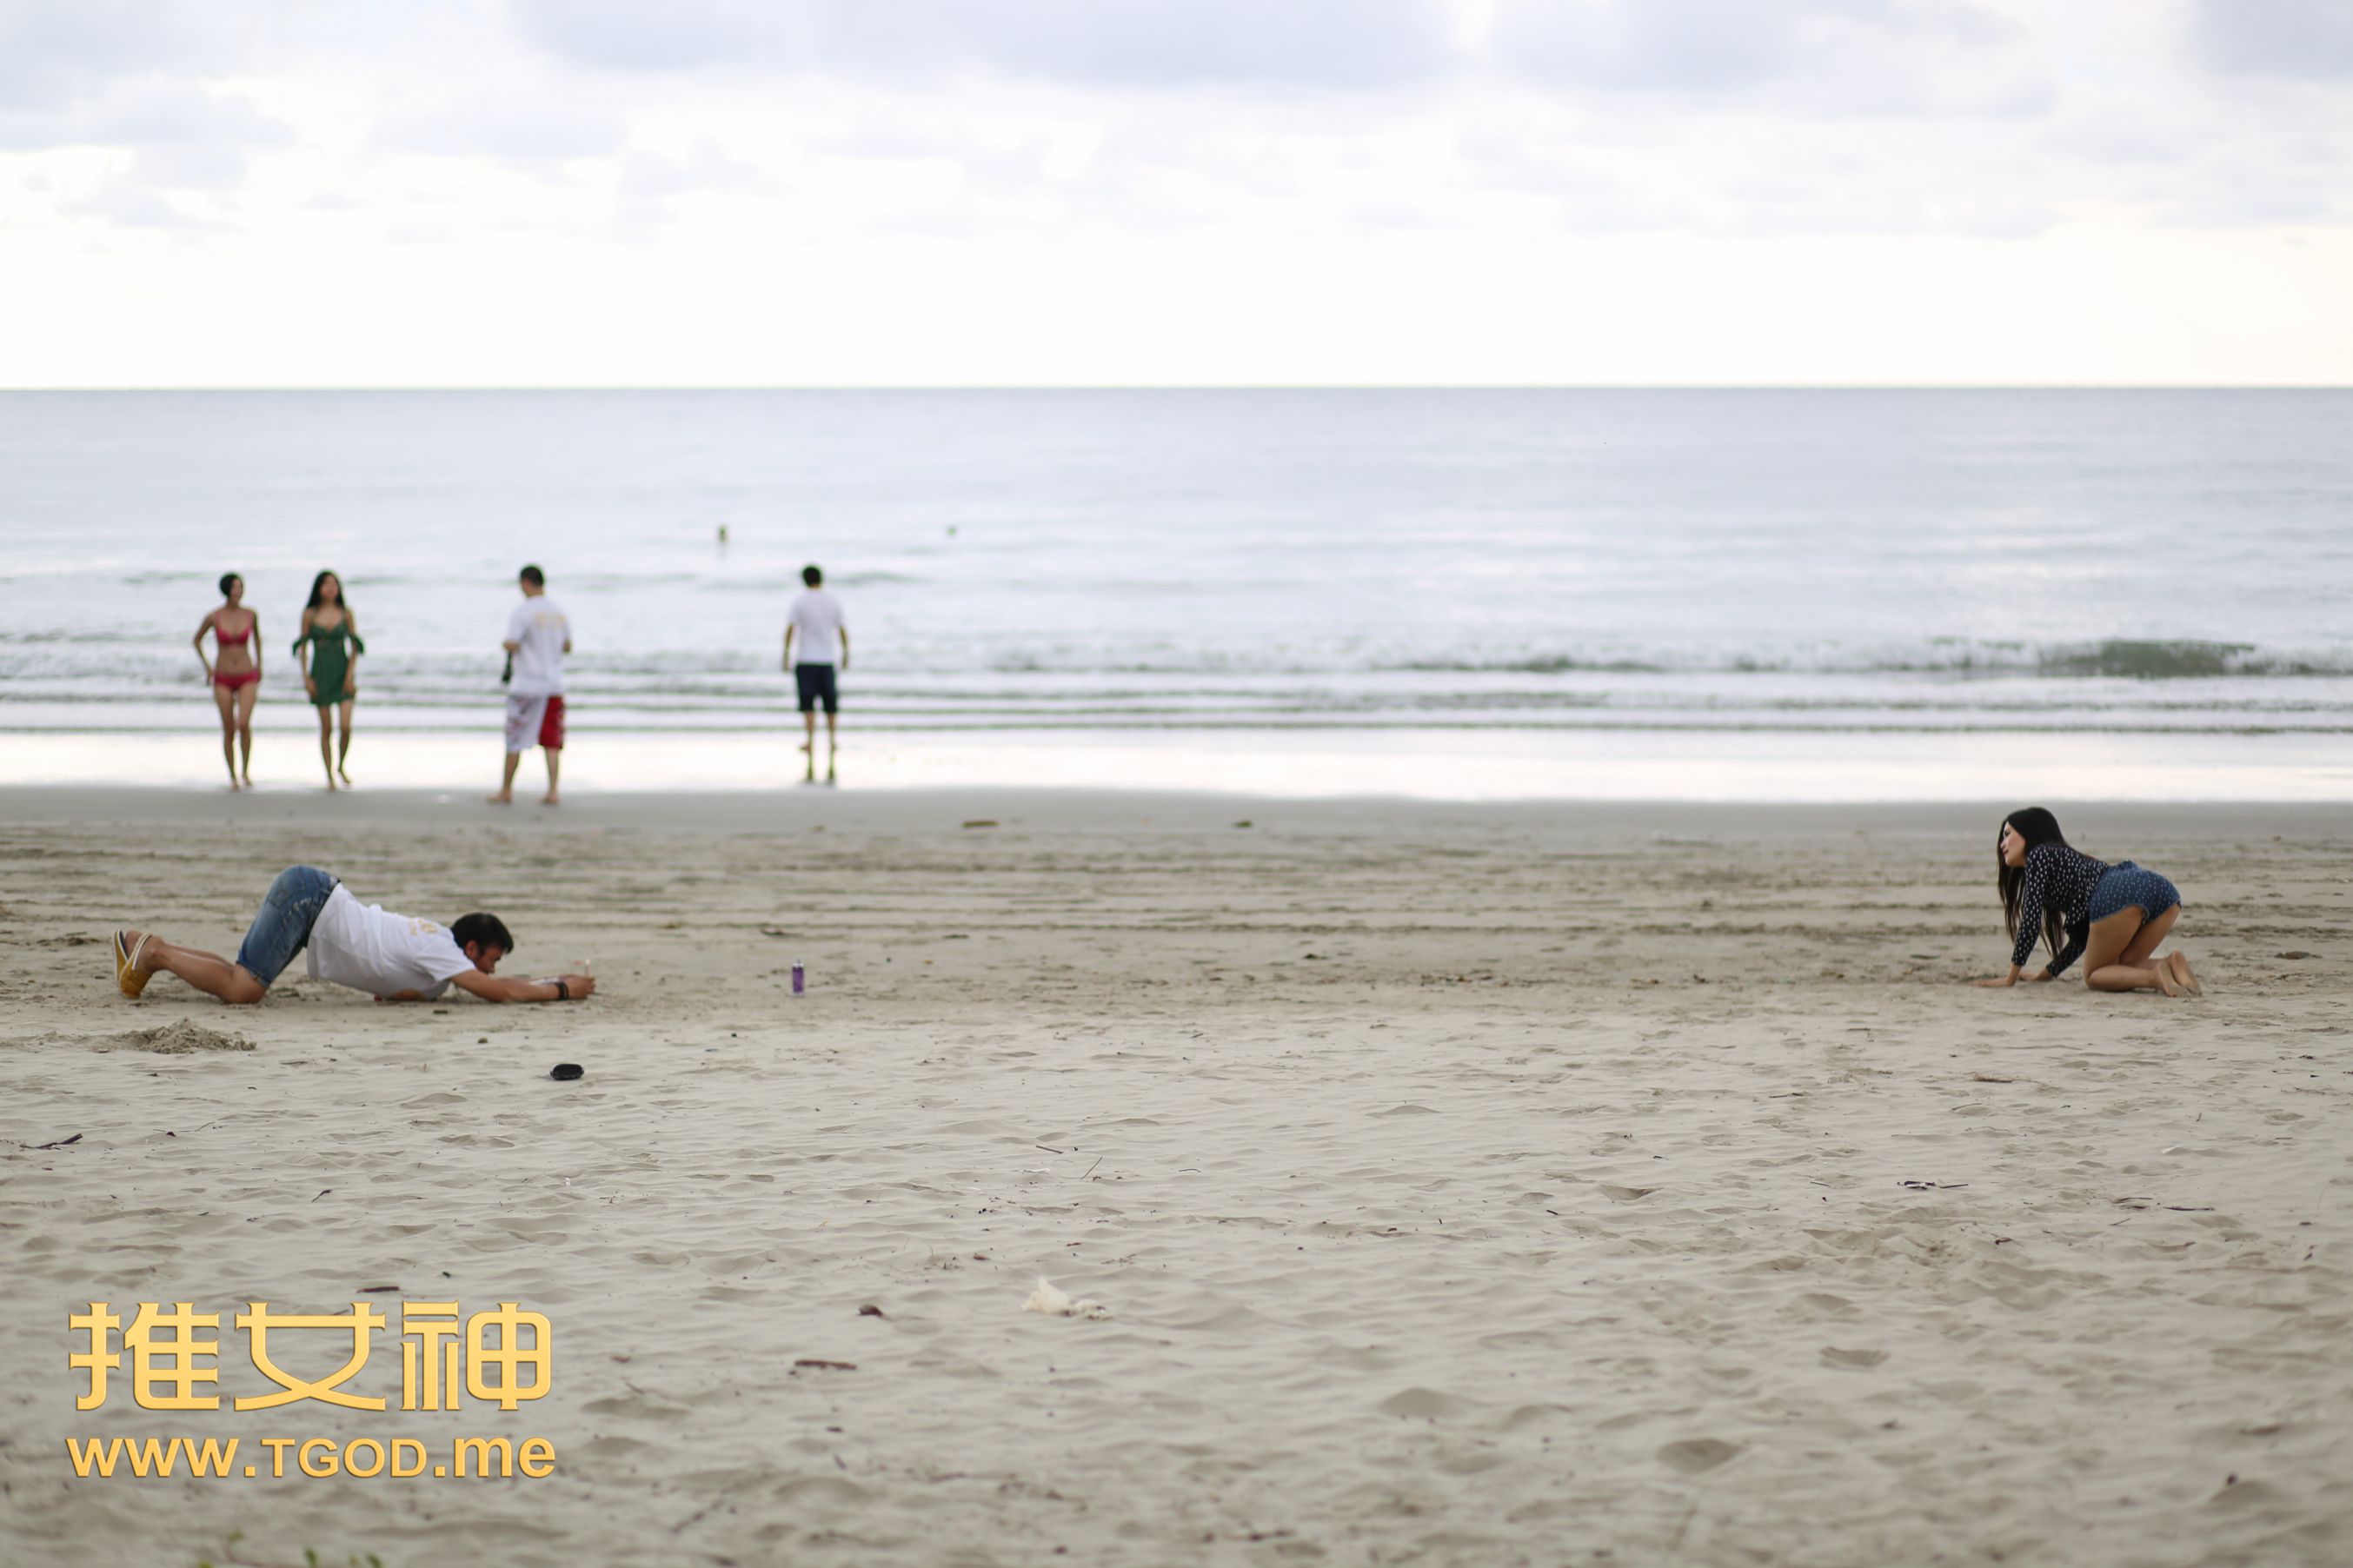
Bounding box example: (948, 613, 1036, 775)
(506, 596, 570, 696)
(788, 588, 845, 668)
(305, 886, 478, 1000)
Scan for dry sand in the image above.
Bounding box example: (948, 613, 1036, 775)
(0, 787, 2346, 1568)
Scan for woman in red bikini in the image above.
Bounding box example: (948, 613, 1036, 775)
(196, 572, 263, 789)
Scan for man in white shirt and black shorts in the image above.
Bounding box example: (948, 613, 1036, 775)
(783, 563, 849, 764)
(110, 866, 595, 1007)
(492, 563, 571, 807)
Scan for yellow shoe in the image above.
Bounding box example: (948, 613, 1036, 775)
(114, 931, 155, 999)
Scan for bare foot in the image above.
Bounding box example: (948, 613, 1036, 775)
(2169, 952, 2201, 995)
(324, 777, 338, 792)
(486, 792, 513, 805)
(2151, 963, 2183, 998)
(339, 766, 354, 786)
(540, 793, 562, 807)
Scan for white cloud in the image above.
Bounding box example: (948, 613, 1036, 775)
(0, 77, 284, 170)
(508, 0, 1461, 87)
(0, 0, 2349, 383)
(376, 96, 630, 163)
(0, 2, 260, 109)
(0, 2, 288, 205)
(2190, 0, 2353, 81)
(68, 180, 210, 231)
(1486, 0, 2050, 114)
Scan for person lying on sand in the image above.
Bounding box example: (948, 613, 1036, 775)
(110, 866, 595, 1007)
(1971, 807, 2199, 995)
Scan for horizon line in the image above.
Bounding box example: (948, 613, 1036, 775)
(3, 382, 2349, 394)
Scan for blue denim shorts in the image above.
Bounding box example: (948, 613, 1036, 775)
(234, 866, 340, 985)
(2087, 861, 2180, 926)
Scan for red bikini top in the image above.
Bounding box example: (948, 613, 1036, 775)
(216, 618, 253, 646)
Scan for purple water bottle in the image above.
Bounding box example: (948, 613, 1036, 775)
(792, 960, 805, 996)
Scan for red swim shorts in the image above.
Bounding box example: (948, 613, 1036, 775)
(504, 694, 566, 752)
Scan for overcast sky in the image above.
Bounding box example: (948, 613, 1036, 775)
(3, 0, 2348, 385)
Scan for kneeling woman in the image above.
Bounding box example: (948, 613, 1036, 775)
(1975, 807, 2199, 995)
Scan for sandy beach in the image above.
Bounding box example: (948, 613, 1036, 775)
(1, 787, 2346, 1568)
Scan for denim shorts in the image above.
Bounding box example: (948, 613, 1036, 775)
(2086, 861, 2180, 925)
(233, 866, 340, 985)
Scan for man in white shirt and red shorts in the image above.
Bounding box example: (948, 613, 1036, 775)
(492, 563, 571, 806)
(110, 866, 595, 1007)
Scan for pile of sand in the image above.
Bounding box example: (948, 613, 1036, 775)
(7, 1019, 260, 1054)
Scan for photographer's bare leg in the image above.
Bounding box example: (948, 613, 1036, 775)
(116, 929, 265, 1005)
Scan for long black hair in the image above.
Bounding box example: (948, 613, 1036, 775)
(306, 570, 349, 614)
(1999, 807, 2071, 962)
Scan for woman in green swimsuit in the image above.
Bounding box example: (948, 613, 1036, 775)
(292, 570, 365, 790)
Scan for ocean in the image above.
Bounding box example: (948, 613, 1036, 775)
(3, 389, 2349, 798)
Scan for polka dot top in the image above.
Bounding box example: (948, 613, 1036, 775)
(2012, 842, 2110, 976)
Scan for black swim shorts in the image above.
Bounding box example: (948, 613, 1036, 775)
(794, 662, 840, 714)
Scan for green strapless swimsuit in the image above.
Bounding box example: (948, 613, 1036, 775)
(294, 620, 365, 707)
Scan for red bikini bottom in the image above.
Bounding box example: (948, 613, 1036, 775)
(213, 669, 261, 691)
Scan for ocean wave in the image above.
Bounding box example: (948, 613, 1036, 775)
(704, 570, 924, 592)
(7, 636, 2353, 685)
(1409, 640, 2353, 680)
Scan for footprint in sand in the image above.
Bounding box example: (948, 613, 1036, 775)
(1379, 1386, 1473, 1420)
(1821, 1346, 1890, 1369)
(583, 1393, 691, 1422)
(1657, 1438, 1744, 1472)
